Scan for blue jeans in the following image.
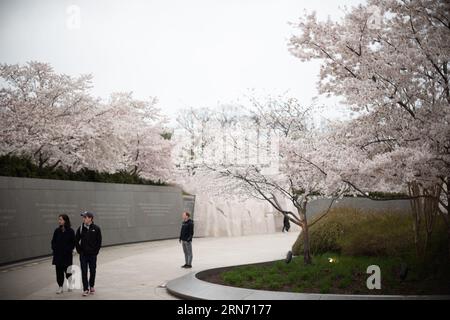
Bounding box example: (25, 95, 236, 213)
(80, 254, 97, 291)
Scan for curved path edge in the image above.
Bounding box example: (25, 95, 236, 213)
(166, 269, 450, 300)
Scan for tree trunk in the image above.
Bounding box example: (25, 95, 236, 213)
(38, 153, 47, 170)
(48, 159, 62, 171)
(408, 181, 440, 258)
(408, 181, 423, 257)
(297, 203, 312, 265)
(447, 224, 450, 260)
(301, 221, 312, 264)
(424, 185, 440, 254)
(441, 179, 450, 260)
(448, 188, 450, 260)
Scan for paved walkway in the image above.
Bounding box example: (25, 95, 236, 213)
(0, 233, 297, 300)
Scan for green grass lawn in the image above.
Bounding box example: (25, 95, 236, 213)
(214, 253, 450, 295)
(198, 208, 450, 295)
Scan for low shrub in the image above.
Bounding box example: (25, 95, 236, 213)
(0, 154, 165, 185)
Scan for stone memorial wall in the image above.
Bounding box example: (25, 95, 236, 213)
(0, 177, 184, 265)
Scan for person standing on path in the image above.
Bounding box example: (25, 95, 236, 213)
(51, 214, 75, 294)
(282, 214, 291, 233)
(75, 211, 102, 297)
(179, 211, 194, 268)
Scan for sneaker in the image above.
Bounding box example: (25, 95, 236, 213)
(185, 265, 192, 268)
(181, 264, 188, 268)
(82, 290, 90, 296)
(56, 287, 63, 294)
(90, 287, 95, 294)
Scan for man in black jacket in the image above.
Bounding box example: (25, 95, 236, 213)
(75, 211, 102, 296)
(179, 211, 194, 268)
(282, 214, 291, 233)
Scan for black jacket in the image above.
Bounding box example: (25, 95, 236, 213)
(179, 219, 194, 242)
(283, 215, 291, 228)
(75, 223, 102, 256)
(51, 227, 75, 267)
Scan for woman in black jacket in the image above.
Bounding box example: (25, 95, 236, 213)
(51, 214, 75, 294)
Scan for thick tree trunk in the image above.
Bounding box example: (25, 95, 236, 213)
(301, 221, 312, 264)
(408, 181, 440, 258)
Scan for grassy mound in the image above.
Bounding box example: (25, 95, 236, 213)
(292, 207, 446, 258)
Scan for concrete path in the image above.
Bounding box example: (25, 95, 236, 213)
(0, 232, 297, 300)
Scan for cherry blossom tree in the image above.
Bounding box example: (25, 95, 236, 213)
(102, 92, 173, 182)
(0, 62, 173, 183)
(289, 0, 450, 256)
(0, 61, 98, 170)
(175, 97, 348, 264)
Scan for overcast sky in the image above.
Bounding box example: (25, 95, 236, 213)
(0, 0, 366, 121)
